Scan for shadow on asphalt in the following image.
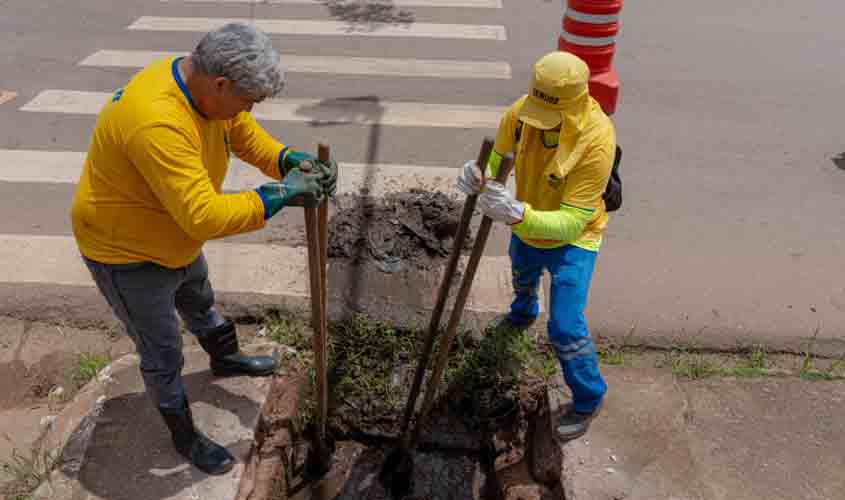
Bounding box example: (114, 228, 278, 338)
(296, 96, 385, 315)
(319, 0, 415, 31)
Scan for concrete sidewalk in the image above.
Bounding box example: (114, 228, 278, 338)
(14, 343, 844, 500)
(554, 364, 845, 500)
(27, 344, 275, 500)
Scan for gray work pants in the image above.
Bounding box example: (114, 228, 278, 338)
(83, 253, 225, 409)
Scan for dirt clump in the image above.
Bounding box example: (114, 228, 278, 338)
(328, 189, 476, 273)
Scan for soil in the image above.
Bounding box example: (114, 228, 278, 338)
(0, 352, 73, 409)
(328, 189, 478, 273)
(253, 319, 560, 500)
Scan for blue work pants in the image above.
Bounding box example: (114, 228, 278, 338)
(507, 235, 606, 413)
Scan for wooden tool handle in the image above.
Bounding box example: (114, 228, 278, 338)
(412, 153, 515, 444)
(398, 137, 494, 439)
(316, 143, 330, 330)
(317, 143, 330, 164)
(306, 142, 331, 443)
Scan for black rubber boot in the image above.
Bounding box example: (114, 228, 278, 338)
(555, 401, 603, 442)
(158, 397, 235, 475)
(197, 320, 277, 377)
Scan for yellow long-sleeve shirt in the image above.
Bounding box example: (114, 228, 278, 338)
(490, 95, 616, 252)
(72, 57, 286, 268)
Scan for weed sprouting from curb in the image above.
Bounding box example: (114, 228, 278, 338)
(73, 352, 111, 388)
(721, 343, 769, 378)
(597, 322, 638, 367)
(663, 346, 719, 380)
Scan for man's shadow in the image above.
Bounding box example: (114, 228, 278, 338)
(66, 369, 261, 500)
(296, 96, 385, 315)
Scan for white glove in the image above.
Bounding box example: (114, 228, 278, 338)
(456, 160, 484, 195)
(477, 181, 524, 224)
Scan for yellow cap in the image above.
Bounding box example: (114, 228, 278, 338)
(518, 51, 590, 130)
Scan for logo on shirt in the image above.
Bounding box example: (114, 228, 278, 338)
(111, 88, 125, 103)
(532, 88, 559, 105)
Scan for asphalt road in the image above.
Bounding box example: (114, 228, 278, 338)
(0, 0, 843, 354)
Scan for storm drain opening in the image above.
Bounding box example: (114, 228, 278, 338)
(240, 316, 566, 500)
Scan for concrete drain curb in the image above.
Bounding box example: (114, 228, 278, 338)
(31, 353, 139, 499)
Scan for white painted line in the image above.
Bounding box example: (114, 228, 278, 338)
(161, 0, 503, 8)
(81, 50, 512, 80)
(0, 150, 85, 185)
(0, 149, 466, 197)
(128, 16, 507, 41)
(21, 90, 504, 129)
(0, 234, 527, 313)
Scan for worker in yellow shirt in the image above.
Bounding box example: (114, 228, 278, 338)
(458, 51, 615, 442)
(71, 23, 336, 475)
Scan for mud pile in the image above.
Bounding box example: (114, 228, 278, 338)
(328, 189, 477, 273)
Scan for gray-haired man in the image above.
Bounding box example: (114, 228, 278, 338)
(71, 23, 338, 474)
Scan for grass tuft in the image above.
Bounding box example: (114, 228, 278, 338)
(72, 352, 110, 388)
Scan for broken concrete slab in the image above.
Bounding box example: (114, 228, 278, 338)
(31, 343, 276, 500)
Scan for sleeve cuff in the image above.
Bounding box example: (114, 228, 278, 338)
(277, 146, 291, 178)
(510, 203, 532, 228)
(254, 188, 271, 220)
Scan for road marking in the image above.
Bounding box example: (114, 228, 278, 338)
(128, 16, 507, 41)
(80, 50, 512, 80)
(161, 0, 503, 8)
(0, 149, 469, 197)
(21, 90, 504, 129)
(0, 90, 17, 106)
(0, 234, 527, 313)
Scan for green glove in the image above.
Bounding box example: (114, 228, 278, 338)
(255, 169, 323, 219)
(313, 159, 338, 197)
(283, 150, 337, 197)
(282, 150, 317, 173)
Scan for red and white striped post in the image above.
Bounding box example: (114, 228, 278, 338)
(558, 0, 623, 115)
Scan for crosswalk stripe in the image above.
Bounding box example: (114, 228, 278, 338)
(80, 50, 512, 80)
(161, 0, 503, 8)
(0, 234, 524, 313)
(128, 16, 507, 41)
(0, 149, 465, 197)
(21, 90, 504, 129)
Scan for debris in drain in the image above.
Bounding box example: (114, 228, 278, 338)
(328, 189, 477, 273)
(252, 315, 565, 500)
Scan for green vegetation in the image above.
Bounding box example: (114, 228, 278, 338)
(72, 351, 110, 388)
(265, 312, 553, 431)
(721, 343, 769, 378)
(662, 345, 720, 380)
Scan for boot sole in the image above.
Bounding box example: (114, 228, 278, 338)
(555, 426, 589, 442)
(201, 459, 235, 476)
